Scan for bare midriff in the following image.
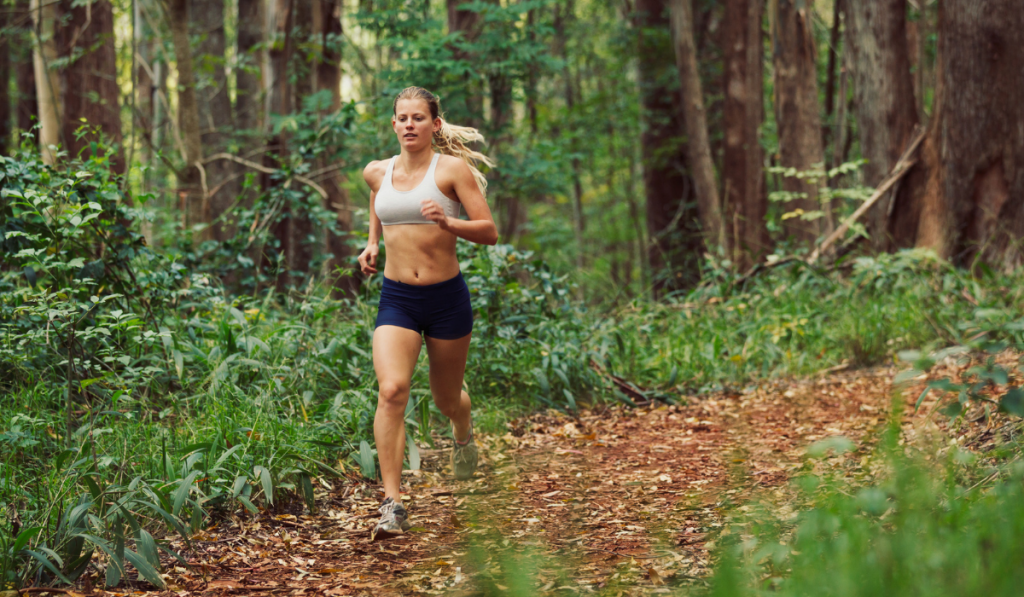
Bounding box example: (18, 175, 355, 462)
(381, 224, 460, 285)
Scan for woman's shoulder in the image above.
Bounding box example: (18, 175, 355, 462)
(362, 158, 391, 190)
(434, 153, 472, 179)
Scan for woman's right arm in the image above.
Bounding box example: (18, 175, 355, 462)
(359, 163, 383, 275)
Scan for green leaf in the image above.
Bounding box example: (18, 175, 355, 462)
(562, 388, 577, 410)
(999, 388, 1024, 417)
(23, 549, 72, 585)
(914, 386, 930, 412)
(359, 440, 376, 480)
(136, 530, 161, 570)
(231, 475, 248, 499)
(237, 495, 259, 514)
(611, 389, 638, 408)
(123, 548, 165, 588)
(173, 349, 184, 380)
(406, 433, 420, 471)
(12, 526, 42, 553)
(254, 465, 274, 505)
(893, 369, 924, 385)
(301, 474, 316, 513)
(173, 471, 201, 516)
(807, 436, 855, 458)
(82, 475, 103, 503)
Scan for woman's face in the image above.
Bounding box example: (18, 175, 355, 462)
(392, 99, 439, 152)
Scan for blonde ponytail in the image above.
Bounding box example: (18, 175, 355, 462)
(393, 86, 495, 195)
(433, 119, 495, 195)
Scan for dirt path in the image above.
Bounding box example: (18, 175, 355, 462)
(147, 368, 895, 596)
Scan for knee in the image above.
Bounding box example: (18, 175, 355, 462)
(377, 381, 409, 412)
(436, 390, 469, 419)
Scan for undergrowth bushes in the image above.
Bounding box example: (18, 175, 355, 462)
(710, 404, 1024, 597)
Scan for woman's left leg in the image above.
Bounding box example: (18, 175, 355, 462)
(424, 333, 473, 441)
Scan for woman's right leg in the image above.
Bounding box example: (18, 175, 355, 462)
(372, 325, 423, 500)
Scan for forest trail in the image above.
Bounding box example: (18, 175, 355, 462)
(155, 369, 894, 597)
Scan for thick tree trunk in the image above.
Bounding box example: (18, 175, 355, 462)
(554, 0, 585, 267)
(844, 0, 918, 250)
(0, 8, 10, 156)
(236, 0, 263, 133)
(57, 0, 124, 173)
(894, 0, 1024, 267)
(265, 0, 310, 287)
(636, 0, 700, 292)
(30, 0, 61, 164)
(772, 0, 828, 245)
(167, 0, 205, 240)
(189, 0, 237, 241)
(446, 0, 483, 126)
(13, 0, 36, 143)
(669, 0, 723, 252)
(723, 0, 769, 268)
(312, 0, 355, 296)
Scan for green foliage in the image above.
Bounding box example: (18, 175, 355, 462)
(711, 417, 1024, 597)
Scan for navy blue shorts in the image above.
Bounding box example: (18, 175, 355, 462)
(375, 272, 474, 340)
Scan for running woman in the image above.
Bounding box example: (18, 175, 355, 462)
(358, 87, 498, 536)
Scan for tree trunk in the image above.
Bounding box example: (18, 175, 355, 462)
(844, 0, 918, 250)
(313, 0, 355, 296)
(236, 0, 263, 133)
(265, 0, 309, 287)
(669, 0, 723, 252)
(636, 0, 701, 292)
(0, 7, 11, 156)
(894, 0, 1024, 268)
(167, 0, 205, 241)
(30, 0, 61, 164)
(722, 0, 769, 268)
(189, 0, 237, 241)
(446, 0, 483, 126)
(13, 0, 36, 143)
(56, 0, 124, 173)
(772, 0, 828, 245)
(554, 0, 585, 268)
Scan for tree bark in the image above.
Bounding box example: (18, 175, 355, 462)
(189, 0, 237, 241)
(722, 0, 769, 269)
(844, 0, 918, 250)
(13, 0, 36, 143)
(30, 0, 61, 164)
(772, 0, 828, 245)
(236, 0, 263, 134)
(894, 0, 1024, 268)
(446, 0, 483, 126)
(167, 0, 205, 240)
(312, 0, 355, 296)
(635, 0, 701, 292)
(554, 0, 585, 268)
(265, 0, 309, 287)
(56, 0, 124, 173)
(669, 0, 723, 252)
(0, 7, 11, 156)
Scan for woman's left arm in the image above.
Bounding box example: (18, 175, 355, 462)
(420, 159, 499, 245)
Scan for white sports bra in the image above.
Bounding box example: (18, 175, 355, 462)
(374, 154, 461, 226)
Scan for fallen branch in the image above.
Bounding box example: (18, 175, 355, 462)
(591, 360, 648, 405)
(204, 152, 329, 200)
(808, 126, 926, 264)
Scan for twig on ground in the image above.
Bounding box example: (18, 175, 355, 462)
(583, 547, 678, 560)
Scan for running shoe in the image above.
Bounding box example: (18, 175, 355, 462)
(372, 496, 410, 539)
(451, 422, 478, 480)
